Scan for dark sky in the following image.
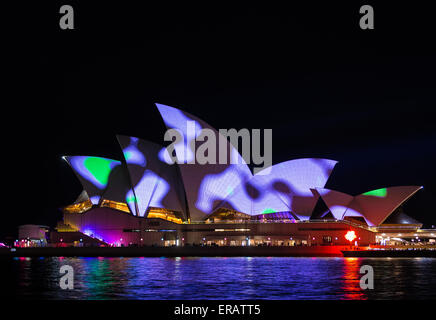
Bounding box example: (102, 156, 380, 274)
(4, 2, 436, 238)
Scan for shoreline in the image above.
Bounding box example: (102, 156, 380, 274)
(1, 246, 351, 257)
(342, 249, 436, 257)
(2, 246, 435, 258)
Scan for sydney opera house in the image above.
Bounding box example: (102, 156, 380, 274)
(54, 103, 429, 248)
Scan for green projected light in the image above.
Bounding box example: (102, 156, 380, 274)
(84, 157, 118, 187)
(124, 151, 132, 161)
(126, 195, 137, 203)
(262, 208, 276, 214)
(362, 188, 387, 197)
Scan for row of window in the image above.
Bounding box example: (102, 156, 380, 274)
(122, 228, 252, 233)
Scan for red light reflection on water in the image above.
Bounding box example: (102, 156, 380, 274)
(340, 258, 367, 300)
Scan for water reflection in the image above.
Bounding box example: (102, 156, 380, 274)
(2, 257, 436, 300)
(340, 258, 367, 300)
(78, 257, 131, 299)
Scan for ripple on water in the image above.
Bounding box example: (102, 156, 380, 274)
(2, 256, 436, 299)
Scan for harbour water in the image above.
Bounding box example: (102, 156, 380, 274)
(2, 256, 436, 299)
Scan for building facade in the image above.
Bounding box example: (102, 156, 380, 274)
(53, 103, 428, 248)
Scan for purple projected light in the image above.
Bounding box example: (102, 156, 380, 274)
(342, 206, 371, 225)
(125, 189, 137, 215)
(148, 179, 170, 208)
(127, 168, 167, 216)
(315, 186, 423, 226)
(66, 156, 122, 205)
(90, 196, 101, 204)
(156, 103, 253, 220)
(314, 188, 354, 220)
(249, 175, 291, 215)
(252, 159, 337, 219)
(68, 156, 120, 189)
(156, 104, 338, 219)
(83, 228, 105, 242)
(196, 164, 252, 214)
(123, 138, 146, 167)
(252, 211, 296, 221)
(156, 103, 203, 164)
(117, 135, 188, 219)
(82, 227, 121, 245)
(219, 158, 337, 217)
(353, 186, 423, 226)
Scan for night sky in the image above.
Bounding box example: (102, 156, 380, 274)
(4, 2, 436, 238)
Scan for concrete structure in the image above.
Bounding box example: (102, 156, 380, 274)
(52, 103, 429, 249)
(58, 207, 375, 247)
